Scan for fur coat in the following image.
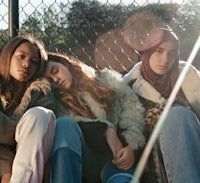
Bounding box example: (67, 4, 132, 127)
(56, 67, 146, 150)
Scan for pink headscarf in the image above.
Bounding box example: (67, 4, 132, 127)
(141, 28, 180, 98)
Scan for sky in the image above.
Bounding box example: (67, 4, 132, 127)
(0, 0, 188, 30)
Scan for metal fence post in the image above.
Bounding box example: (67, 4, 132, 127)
(9, 0, 19, 39)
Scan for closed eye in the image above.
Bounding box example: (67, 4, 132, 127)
(51, 65, 59, 74)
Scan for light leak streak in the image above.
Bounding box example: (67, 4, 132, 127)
(130, 34, 200, 183)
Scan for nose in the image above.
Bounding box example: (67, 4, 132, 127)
(52, 76, 60, 84)
(162, 53, 170, 64)
(22, 59, 30, 68)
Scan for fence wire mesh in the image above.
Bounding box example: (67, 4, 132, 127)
(0, 0, 199, 73)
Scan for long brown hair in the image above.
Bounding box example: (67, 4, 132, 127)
(0, 35, 47, 114)
(48, 52, 116, 118)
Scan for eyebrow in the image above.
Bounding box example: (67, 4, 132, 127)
(15, 50, 28, 54)
(157, 47, 176, 52)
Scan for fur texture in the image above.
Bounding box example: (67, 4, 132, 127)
(0, 77, 52, 117)
(57, 67, 146, 149)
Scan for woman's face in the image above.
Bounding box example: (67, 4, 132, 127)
(149, 40, 178, 75)
(45, 61, 73, 90)
(10, 42, 39, 82)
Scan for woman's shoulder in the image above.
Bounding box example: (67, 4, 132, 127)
(28, 77, 51, 94)
(178, 60, 187, 69)
(13, 77, 53, 117)
(97, 68, 131, 92)
(179, 60, 200, 76)
(122, 62, 142, 85)
(98, 68, 122, 82)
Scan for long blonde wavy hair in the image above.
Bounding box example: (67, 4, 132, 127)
(47, 52, 116, 118)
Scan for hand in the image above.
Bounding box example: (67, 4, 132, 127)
(105, 127, 123, 159)
(1, 172, 11, 183)
(112, 144, 135, 170)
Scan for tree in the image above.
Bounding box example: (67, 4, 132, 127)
(1, 0, 199, 69)
(174, 0, 200, 68)
(0, 29, 8, 53)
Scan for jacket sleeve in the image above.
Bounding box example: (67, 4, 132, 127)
(28, 91, 57, 112)
(0, 145, 14, 177)
(30, 78, 57, 111)
(98, 69, 146, 149)
(13, 90, 57, 118)
(179, 61, 200, 119)
(115, 80, 146, 149)
(0, 112, 19, 145)
(12, 77, 57, 117)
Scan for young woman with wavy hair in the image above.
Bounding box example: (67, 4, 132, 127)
(44, 52, 146, 183)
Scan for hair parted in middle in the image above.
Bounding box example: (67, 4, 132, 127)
(48, 52, 116, 118)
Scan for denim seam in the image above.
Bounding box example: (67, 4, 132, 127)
(160, 135, 172, 183)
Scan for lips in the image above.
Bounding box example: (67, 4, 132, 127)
(18, 69, 29, 76)
(157, 65, 167, 70)
(59, 80, 65, 87)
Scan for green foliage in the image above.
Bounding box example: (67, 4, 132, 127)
(19, 6, 69, 52)
(0, 0, 199, 68)
(0, 30, 8, 53)
(174, 0, 200, 67)
(20, 11, 44, 38)
(66, 0, 130, 45)
(137, 3, 179, 24)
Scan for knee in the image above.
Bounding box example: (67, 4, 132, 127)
(24, 106, 56, 125)
(169, 106, 194, 117)
(161, 106, 198, 136)
(55, 117, 83, 142)
(53, 117, 83, 155)
(56, 117, 81, 134)
(101, 163, 135, 183)
(17, 107, 56, 133)
(26, 106, 54, 115)
(165, 106, 196, 126)
(15, 107, 56, 144)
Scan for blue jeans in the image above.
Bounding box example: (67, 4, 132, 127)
(50, 117, 138, 183)
(50, 117, 103, 183)
(50, 117, 84, 183)
(101, 162, 138, 183)
(158, 106, 200, 183)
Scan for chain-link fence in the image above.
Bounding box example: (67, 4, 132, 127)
(0, 0, 199, 73)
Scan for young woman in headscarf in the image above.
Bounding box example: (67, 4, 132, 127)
(123, 28, 200, 183)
